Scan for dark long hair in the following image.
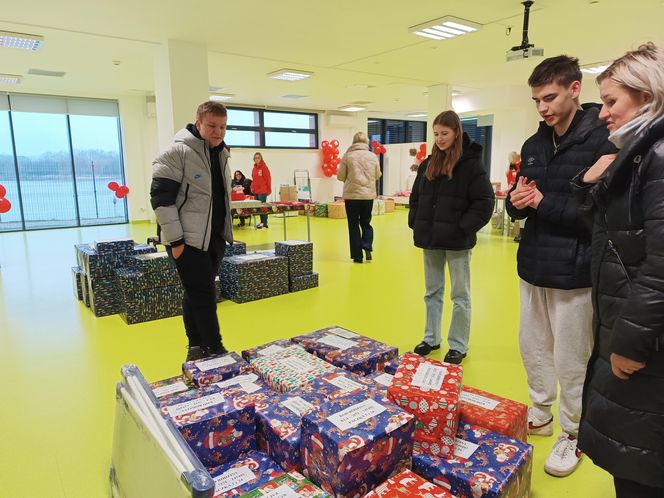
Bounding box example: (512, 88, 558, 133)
(425, 111, 463, 181)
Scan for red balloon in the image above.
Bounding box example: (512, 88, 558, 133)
(118, 185, 130, 196)
(332, 147, 339, 155)
(371, 140, 379, 148)
(331, 157, 340, 166)
(0, 184, 5, 197)
(419, 143, 426, 154)
(321, 140, 329, 148)
(331, 139, 339, 148)
(115, 190, 124, 199)
(108, 181, 119, 191)
(0, 197, 11, 214)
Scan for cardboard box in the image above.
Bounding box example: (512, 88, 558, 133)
(412, 424, 533, 498)
(327, 202, 346, 219)
(459, 386, 528, 442)
(387, 353, 463, 458)
(301, 391, 415, 497)
(240, 471, 330, 497)
(209, 451, 284, 497)
(280, 185, 298, 202)
(183, 352, 252, 388)
(363, 469, 455, 498)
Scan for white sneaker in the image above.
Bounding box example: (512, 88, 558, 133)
(544, 433, 583, 477)
(255, 223, 264, 229)
(528, 408, 554, 436)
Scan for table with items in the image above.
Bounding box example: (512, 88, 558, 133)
(230, 201, 315, 241)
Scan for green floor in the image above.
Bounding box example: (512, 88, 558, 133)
(0, 209, 613, 497)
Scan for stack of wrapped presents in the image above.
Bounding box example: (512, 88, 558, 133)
(147, 326, 533, 497)
(275, 240, 318, 292)
(219, 252, 289, 303)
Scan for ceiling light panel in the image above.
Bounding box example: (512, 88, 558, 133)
(268, 69, 314, 81)
(0, 74, 22, 85)
(209, 94, 234, 101)
(339, 106, 366, 112)
(0, 31, 44, 51)
(407, 113, 427, 118)
(581, 64, 609, 74)
(409, 16, 481, 41)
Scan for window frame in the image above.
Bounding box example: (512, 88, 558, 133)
(226, 106, 318, 149)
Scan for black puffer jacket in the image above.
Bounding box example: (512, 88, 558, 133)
(575, 113, 664, 488)
(408, 134, 494, 250)
(506, 106, 616, 289)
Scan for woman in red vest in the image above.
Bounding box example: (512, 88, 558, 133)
(251, 152, 272, 228)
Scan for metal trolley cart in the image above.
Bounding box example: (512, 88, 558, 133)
(110, 365, 214, 498)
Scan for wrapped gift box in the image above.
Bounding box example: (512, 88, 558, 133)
(93, 238, 135, 254)
(76, 242, 156, 279)
(327, 202, 346, 219)
(87, 275, 123, 317)
(387, 353, 463, 458)
(150, 374, 193, 400)
(377, 197, 396, 214)
(209, 451, 284, 497)
(301, 391, 415, 497)
(124, 252, 175, 273)
(220, 253, 289, 304)
(291, 371, 375, 400)
(459, 386, 528, 443)
(241, 339, 298, 363)
(365, 371, 395, 399)
(160, 386, 256, 468)
(275, 240, 313, 279)
(72, 266, 85, 300)
(115, 267, 180, 295)
(412, 424, 533, 498)
(240, 471, 330, 497)
(314, 203, 328, 218)
(289, 273, 319, 293)
(183, 352, 252, 388)
(210, 373, 271, 402)
(363, 469, 455, 498)
(120, 296, 182, 324)
(256, 392, 325, 472)
(382, 356, 403, 375)
(250, 345, 337, 393)
(225, 240, 247, 258)
(372, 199, 385, 216)
(291, 326, 398, 375)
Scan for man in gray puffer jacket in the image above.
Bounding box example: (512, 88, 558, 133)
(150, 101, 233, 362)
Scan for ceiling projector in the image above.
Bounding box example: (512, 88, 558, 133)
(506, 0, 544, 62)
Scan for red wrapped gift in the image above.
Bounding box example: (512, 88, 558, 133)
(387, 353, 463, 458)
(458, 385, 528, 442)
(363, 469, 456, 498)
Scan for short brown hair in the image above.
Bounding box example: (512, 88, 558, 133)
(528, 55, 582, 88)
(196, 101, 227, 120)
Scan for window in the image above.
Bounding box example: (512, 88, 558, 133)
(0, 93, 127, 232)
(225, 107, 318, 149)
(367, 118, 427, 145)
(461, 118, 493, 174)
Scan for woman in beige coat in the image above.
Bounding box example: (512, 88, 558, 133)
(337, 132, 382, 263)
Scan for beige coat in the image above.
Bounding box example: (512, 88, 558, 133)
(337, 143, 382, 200)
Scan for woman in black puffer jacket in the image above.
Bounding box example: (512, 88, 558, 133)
(408, 110, 494, 363)
(573, 43, 664, 497)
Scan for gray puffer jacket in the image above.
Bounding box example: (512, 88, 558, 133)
(150, 127, 233, 250)
(337, 142, 382, 200)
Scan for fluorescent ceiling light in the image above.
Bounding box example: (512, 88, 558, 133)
(0, 30, 43, 51)
(209, 94, 234, 101)
(208, 85, 224, 91)
(339, 105, 366, 112)
(268, 69, 313, 81)
(581, 64, 609, 74)
(0, 74, 22, 85)
(409, 16, 481, 41)
(282, 94, 307, 99)
(407, 113, 427, 118)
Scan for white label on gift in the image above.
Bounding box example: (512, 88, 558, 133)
(213, 465, 256, 495)
(194, 355, 236, 372)
(260, 484, 302, 498)
(411, 363, 447, 391)
(453, 438, 480, 460)
(152, 381, 189, 398)
(328, 327, 360, 339)
(316, 334, 357, 351)
(238, 382, 262, 394)
(328, 398, 386, 431)
(459, 391, 500, 410)
(324, 375, 364, 392)
(372, 373, 394, 387)
(215, 373, 259, 389)
(279, 356, 315, 373)
(257, 344, 287, 357)
(281, 396, 316, 416)
(281, 240, 307, 246)
(165, 393, 225, 419)
(238, 253, 269, 261)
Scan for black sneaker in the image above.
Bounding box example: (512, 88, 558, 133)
(414, 341, 440, 356)
(185, 346, 206, 362)
(444, 349, 467, 364)
(364, 248, 372, 261)
(205, 345, 229, 357)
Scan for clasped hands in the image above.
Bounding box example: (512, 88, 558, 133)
(509, 176, 543, 209)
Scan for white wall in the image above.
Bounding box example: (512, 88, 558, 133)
(381, 143, 422, 195)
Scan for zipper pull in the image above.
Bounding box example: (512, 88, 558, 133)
(608, 239, 614, 249)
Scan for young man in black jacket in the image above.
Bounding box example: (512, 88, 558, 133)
(506, 56, 616, 477)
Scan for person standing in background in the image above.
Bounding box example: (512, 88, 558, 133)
(251, 152, 272, 228)
(409, 110, 494, 364)
(506, 55, 616, 477)
(150, 101, 232, 362)
(337, 132, 382, 263)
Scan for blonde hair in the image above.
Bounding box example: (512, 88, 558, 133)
(597, 42, 664, 122)
(508, 151, 520, 164)
(353, 132, 369, 144)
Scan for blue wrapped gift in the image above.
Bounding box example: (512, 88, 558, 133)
(301, 392, 415, 497)
(208, 450, 284, 497)
(183, 352, 252, 388)
(291, 370, 375, 400)
(412, 423, 533, 498)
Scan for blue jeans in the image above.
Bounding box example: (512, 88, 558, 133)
(255, 193, 268, 224)
(423, 248, 471, 353)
